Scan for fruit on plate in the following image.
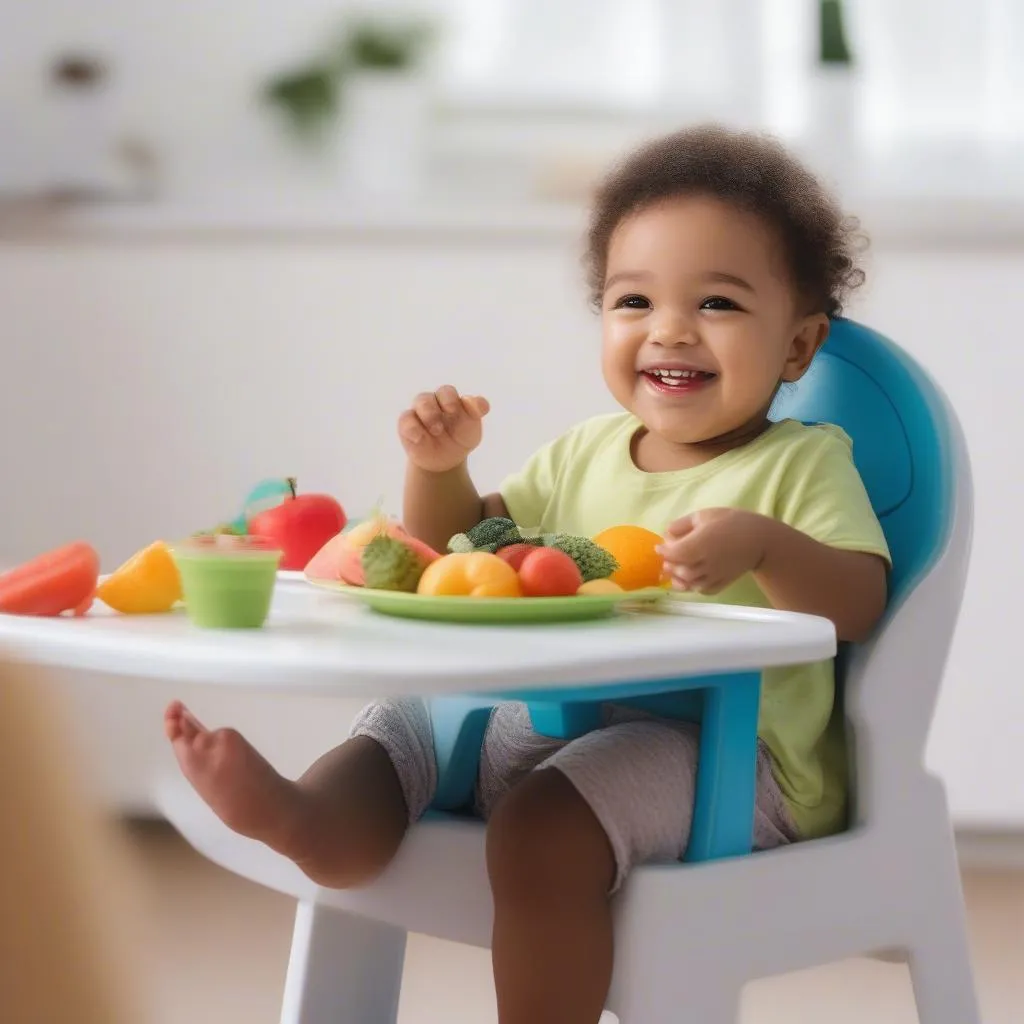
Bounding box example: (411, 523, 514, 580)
(0, 541, 100, 617)
(544, 535, 618, 582)
(361, 535, 432, 592)
(495, 543, 537, 572)
(592, 525, 664, 591)
(577, 578, 623, 596)
(247, 478, 347, 571)
(517, 548, 583, 598)
(450, 518, 617, 583)
(417, 552, 521, 597)
(97, 540, 182, 614)
(305, 514, 440, 586)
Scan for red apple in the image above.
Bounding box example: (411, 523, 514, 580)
(247, 478, 346, 571)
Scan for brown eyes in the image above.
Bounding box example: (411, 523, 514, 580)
(610, 294, 741, 312)
(614, 294, 652, 309)
(701, 296, 740, 311)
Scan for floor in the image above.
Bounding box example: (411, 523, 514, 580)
(125, 820, 1023, 1024)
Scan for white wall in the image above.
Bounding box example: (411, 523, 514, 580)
(0, 222, 1021, 828)
(0, 235, 603, 566)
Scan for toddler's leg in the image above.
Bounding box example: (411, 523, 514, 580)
(165, 697, 436, 889)
(486, 769, 616, 1024)
(482, 714, 797, 1024)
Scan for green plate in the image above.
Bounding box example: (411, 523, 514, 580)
(307, 580, 667, 624)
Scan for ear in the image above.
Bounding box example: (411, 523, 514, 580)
(781, 314, 830, 383)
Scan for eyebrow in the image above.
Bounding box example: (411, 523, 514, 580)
(604, 270, 653, 292)
(706, 271, 756, 293)
(603, 269, 756, 293)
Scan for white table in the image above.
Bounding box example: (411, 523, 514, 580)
(0, 574, 836, 699)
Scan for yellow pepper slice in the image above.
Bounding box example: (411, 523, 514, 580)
(97, 541, 182, 614)
(576, 578, 623, 596)
(417, 552, 521, 598)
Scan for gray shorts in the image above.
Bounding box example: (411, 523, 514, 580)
(351, 698, 798, 892)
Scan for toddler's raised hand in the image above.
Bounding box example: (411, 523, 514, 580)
(398, 386, 491, 473)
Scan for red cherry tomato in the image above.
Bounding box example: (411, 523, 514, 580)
(517, 547, 583, 598)
(495, 543, 537, 572)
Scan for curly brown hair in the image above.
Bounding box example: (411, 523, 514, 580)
(585, 124, 865, 317)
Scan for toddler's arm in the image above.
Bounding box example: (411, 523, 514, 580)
(752, 518, 887, 642)
(661, 509, 887, 643)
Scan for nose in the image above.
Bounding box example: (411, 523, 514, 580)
(649, 310, 697, 347)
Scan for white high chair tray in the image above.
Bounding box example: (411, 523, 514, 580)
(0, 573, 835, 697)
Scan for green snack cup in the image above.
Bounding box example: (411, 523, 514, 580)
(172, 536, 282, 629)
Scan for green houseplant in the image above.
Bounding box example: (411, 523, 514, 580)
(819, 0, 853, 65)
(807, 0, 860, 178)
(264, 15, 434, 140)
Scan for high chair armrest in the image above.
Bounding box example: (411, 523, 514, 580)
(428, 669, 763, 861)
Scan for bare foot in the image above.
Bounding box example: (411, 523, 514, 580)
(164, 701, 309, 857)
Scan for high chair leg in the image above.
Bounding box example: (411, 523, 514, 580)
(903, 831, 981, 1024)
(280, 901, 406, 1024)
(608, 966, 740, 1024)
(612, 986, 740, 1024)
(906, 894, 981, 1024)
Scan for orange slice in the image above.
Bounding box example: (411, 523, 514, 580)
(97, 541, 182, 614)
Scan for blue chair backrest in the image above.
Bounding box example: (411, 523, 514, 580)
(771, 319, 953, 603)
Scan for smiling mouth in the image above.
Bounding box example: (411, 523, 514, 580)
(640, 368, 717, 394)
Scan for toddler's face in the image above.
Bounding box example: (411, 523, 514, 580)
(601, 195, 827, 451)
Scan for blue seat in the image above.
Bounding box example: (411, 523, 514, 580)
(427, 319, 954, 860)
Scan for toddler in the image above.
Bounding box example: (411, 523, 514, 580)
(166, 125, 890, 1024)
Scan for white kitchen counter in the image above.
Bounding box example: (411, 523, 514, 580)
(4, 191, 1024, 248)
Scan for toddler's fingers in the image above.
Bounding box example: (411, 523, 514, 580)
(665, 555, 704, 578)
(435, 385, 463, 416)
(461, 395, 490, 420)
(670, 568, 706, 592)
(398, 409, 426, 445)
(663, 514, 695, 540)
(657, 533, 700, 564)
(413, 392, 446, 436)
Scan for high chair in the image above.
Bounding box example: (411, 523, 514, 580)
(157, 319, 978, 1023)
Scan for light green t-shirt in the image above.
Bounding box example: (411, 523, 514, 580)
(500, 413, 891, 838)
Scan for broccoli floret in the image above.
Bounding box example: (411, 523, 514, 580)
(447, 517, 534, 554)
(546, 535, 619, 582)
(465, 517, 522, 551)
(447, 532, 476, 554)
(447, 517, 550, 554)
